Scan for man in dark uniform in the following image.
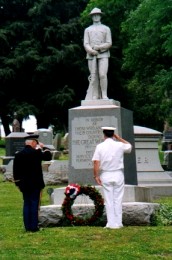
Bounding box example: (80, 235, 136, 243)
(13, 134, 52, 232)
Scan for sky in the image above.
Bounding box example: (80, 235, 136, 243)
(0, 115, 37, 137)
(22, 115, 37, 132)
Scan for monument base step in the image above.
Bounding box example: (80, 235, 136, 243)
(51, 183, 172, 206)
(138, 185, 172, 198)
(137, 171, 172, 185)
(51, 185, 156, 205)
(39, 202, 159, 227)
(81, 99, 120, 107)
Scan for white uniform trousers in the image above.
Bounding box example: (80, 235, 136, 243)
(100, 170, 124, 228)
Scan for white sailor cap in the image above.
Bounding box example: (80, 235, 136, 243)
(101, 127, 116, 131)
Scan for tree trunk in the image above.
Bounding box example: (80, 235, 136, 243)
(0, 113, 11, 137)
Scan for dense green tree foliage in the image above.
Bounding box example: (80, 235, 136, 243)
(0, 0, 88, 134)
(0, 0, 171, 135)
(121, 0, 172, 130)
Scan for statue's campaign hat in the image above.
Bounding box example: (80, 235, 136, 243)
(90, 8, 103, 16)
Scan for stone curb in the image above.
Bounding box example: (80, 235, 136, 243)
(39, 202, 159, 227)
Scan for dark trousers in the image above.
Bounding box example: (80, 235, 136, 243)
(22, 189, 41, 231)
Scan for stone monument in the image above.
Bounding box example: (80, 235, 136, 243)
(68, 101, 137, 185)
(68, 7, 137, 186)
(12, 112, 20, 132)
(2, 112, 26, 163)
(134, 125, 172, 185)
(35, 128, 55, 150)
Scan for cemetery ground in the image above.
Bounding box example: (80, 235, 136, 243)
(0, 144, 172, 259)
(0, 175, 172, 259)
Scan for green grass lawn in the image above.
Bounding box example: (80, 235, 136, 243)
(0, 173, 172, 259)
(0, 140, 172, 259)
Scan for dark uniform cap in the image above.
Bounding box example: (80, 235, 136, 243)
(24, 134, 39, 143)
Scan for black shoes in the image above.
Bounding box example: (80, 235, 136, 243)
(26, 227, 40, 232)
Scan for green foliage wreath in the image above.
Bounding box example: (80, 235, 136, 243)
(61, 184, 104, 226)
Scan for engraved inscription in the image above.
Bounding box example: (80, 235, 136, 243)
(137, 156, 149, 164)
(71, 116, 118, 169)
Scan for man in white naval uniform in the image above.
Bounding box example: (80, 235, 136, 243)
(83, 8, 112, 100)
(92, 127, 132, 229)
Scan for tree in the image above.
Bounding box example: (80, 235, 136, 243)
(2, 0, 169, 135)
(0, 0, 89, 135)
(121, 0, 172, 130)
(43, 85, 75, 133)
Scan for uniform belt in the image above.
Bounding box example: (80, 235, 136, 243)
(101, 170, 115, 172)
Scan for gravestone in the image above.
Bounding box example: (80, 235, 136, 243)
(12, 112, 20, 132)
(35, 128, 55, 150)
(1, 132, 28, 165)
(134, 126, 163, 172)
(164, 151, 172, 170)
(53, 133, 62, 151)
(43, 160, 69, 185)
(162, 129, 172, 151)
(61, 133, 69, 154)
(134, 126, 172, 184)
(163, 129, 172, 141)
(68, 99, 137, 185)
(63, 133, 69, 150)
(5, 132, 28, 156)
(161, 128, 172, 169)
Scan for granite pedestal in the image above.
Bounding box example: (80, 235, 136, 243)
(68, 99, 137, 185)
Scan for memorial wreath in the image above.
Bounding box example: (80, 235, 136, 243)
(61, 184, 104, 226)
